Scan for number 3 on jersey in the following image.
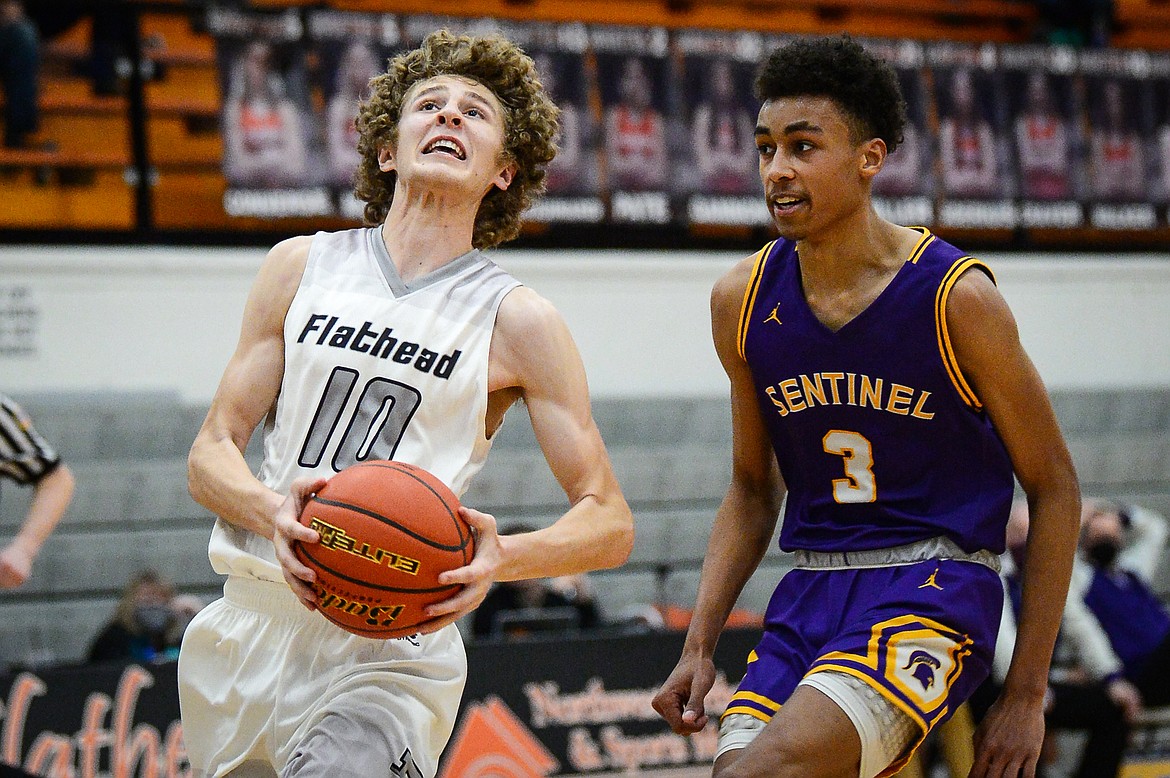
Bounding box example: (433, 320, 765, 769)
(822, 429, 876, 503)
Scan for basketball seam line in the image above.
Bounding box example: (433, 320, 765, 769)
(357, 461, 473, 562)
(310, 495, 470, 552)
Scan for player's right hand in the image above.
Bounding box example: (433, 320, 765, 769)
(652, 653, 717, 735)
(272, 476, 328, 610)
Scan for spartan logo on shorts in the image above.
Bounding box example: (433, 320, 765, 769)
(813, 615, 973, 725)
(885, 624, 967, 710)
(902, 650, 943, 694)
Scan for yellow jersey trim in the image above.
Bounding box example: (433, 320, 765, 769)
(728, 690, 781, 711)
(720, 705, 775, 724)
(736, 241, 777, 361)
(934, 257, 995, 411)
(906, 227, 935, 264)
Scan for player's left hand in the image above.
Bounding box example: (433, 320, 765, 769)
(970, 689, 1046, 778)
(0, 542, 32, 589)
(413, 505, 501, 634)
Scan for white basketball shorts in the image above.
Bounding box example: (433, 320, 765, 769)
(177, 577, 466, 778)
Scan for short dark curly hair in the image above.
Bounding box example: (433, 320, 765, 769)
(754, 35, 906, 154)
(354, 30, 559, 250)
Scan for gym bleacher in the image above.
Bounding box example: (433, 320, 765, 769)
(3, 387, 1169, 666)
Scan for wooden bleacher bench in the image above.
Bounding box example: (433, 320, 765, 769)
(1115, 0, 1170, 25)
(0, 169, 134, 229)
(36, 75, 218, 119)
(1113, 0, 1170, 49)
(0, 145, 129, 169)
(45, 13, 216, 69)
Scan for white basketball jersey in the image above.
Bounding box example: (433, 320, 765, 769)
(208, 226, 522, 582)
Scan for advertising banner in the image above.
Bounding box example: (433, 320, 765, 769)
(0, 630, 759, 778)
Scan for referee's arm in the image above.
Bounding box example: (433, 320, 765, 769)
(0, 397, 76, 589)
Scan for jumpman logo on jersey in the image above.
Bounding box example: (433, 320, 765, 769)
(918, 567, 943, 591)
(764, 304, 782, 326)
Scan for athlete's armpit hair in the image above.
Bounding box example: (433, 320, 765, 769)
(354, 30, 560, 250)
(754, 34, 907, 155)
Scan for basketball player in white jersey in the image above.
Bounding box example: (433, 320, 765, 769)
(179, 30, 634, 778)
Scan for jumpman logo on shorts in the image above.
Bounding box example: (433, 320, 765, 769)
(764, 304, 782, 326)
(918, 567, 943, 590)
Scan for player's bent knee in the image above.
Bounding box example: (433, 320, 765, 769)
(714, 741, 855, 778)
(715, 712, 857, 778)
(800, 673, 920, 778)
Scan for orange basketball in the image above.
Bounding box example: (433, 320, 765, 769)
(294, 460, 474, 639)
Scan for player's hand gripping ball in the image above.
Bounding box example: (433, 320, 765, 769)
(294, 460, 474, 638)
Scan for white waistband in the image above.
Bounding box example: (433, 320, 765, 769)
(792, 537, 1001, 572)
(223, 576, 303, 614)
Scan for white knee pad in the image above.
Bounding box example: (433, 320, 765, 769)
(716, 712, 768, 761)
(800, 671, 919, 778)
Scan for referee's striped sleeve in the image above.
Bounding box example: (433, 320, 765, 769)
(0, 394, 61, 485)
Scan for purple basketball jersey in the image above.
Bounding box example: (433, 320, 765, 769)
(738, 229, 1014, 554)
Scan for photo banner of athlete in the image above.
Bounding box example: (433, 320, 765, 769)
(205, 7, 1170, 241)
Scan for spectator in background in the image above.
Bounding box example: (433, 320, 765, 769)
(604, 55, 667, 191)
(938, 67, 1000, 199)
(325, 39, 380, 189)
(690, 58, 757, 195)
(88, 569, 194, 664)
(168, 592, 206, 648)
(223, 40, 308, 188)
(0, 392, 74, 589)
(0, 0, 41, 150)
(970, 500, 1137, 778)
(23, 0, 149, 98)
(1014, 71, 1073, 200)
(472, 523, 600, 638)
(1074, 498, 1170, 707)
(1089, 79, 1146, 201)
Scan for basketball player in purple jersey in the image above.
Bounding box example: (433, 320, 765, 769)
(653, 36, 1080, 778)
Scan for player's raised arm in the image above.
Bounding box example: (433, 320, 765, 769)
(653, 257, 786, 736)
(188, 235, 314, 541)
(945, 268, 1081, 778)
(491, 285, 634, 580)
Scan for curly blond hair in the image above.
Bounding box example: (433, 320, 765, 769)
(354, 30, 559, 250)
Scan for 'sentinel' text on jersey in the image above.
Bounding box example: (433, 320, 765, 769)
(763, 372, 935, 419)
(297, 313, 461, 379)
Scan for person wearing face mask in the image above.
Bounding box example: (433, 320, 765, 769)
(88, 569, 179, 664)
(968, 500, 1139, 778)
(1073, 498, 1170, 709)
